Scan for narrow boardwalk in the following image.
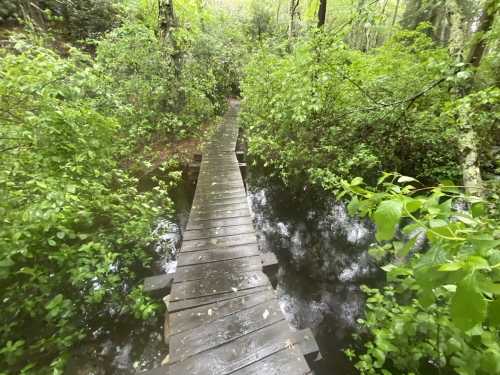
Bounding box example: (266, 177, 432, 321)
(162, 101, 317, 374)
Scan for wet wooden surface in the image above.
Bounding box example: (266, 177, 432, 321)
(166, 101, 314, 375)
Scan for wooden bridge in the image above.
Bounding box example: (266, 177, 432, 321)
(143, 100, 320, 375)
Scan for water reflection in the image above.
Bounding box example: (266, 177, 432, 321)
(65, 174, 192, 375)
(246, 171, 381, 374)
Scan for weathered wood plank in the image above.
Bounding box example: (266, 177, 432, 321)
(166, 321, 309, 375)
(191, 201, 249, 212)
(169, 300, 284, 362)
(170, 270, 268, 301)
(192, 197, 248, 207)
(166, 102, 317, 375)
(183, 224, 255, 241)
(144, 273, 175, 295)
(186, 216, 253, 230)
(168, 286, 271, 313)
(192, 189, 246, 200)
(174, 256, 262, 282)
(187, 208, 251, 222)
(138, 365, 169, 375)
(181, 233, 257, 252)
(169, 289, 275, 335)
(177, 244, 261, 266)
(231, 347, 310, 375)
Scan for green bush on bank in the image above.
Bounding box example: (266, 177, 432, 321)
(241, 29, 498, 189)
(0, 17, 232, 373)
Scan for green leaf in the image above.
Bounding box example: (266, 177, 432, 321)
(373, 200, 403, 241)
(347, 196, 359, 216)
(471, 202, 486, 218)
(480, 348, 500, 374)
(438, 262, 463, 272)
(397, 175, 417, 183)
(404, 198, 422, 213)
(451, 275, 487, 331)
(398, 235, 417, 257)
(350, 177, 363, 186)
(488, 298, 500, 327)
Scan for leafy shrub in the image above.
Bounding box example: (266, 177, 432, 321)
(240, 29, 487, 188)
(341, 174, 500, 374)
(0, 1, 123, 42)
(0, 33, 177, 374)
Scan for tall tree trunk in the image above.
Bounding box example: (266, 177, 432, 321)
(159, 0, 177, 39)
(317, 0, 327, 28)
(458, 0, 497, 196)
(392, 0, 400, 26)
(288, 0, 300, 42)
(159, 0, 182, 76)
(467, 0, 497, 67)
(348, 0, 368, 51)
(400, 0, 452, 44)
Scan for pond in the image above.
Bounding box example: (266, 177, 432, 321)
(246, 167, 382, 375)
(69, 162, 382, 375)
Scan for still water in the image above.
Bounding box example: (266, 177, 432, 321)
(246, 169, 381, 374)
(69, 164, 381, 374)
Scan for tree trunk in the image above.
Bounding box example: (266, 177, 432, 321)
(159, 0, 177, 39)
(458, 0, 497, 196)
(317, 0, 327, 28)
(400, 0, 452, 44)
(288, 0, 300, 42)
(392, 0, 400, 26)
(467, 0, 497, 67)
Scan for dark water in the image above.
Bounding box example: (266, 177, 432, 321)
(65, 176, 194, 375)
(245, 169, 382, 374)
(71, 160, 382, 374)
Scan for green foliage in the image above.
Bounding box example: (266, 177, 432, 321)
(341, 174, 500, 374)
(0, 10, 236, 369)
(0, 1, 123, 43)
(0, 38, 172, 373)
(240, 29, 499, 189)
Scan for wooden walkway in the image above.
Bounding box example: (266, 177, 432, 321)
(145, 101, 318, 374)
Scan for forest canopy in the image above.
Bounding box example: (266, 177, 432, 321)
(0, 0, 499, 374)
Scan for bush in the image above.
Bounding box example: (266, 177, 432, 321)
(240, 29, 472, 188)
(0, 33, 175, 374)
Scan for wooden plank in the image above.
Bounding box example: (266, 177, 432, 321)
(186, 216, 253, 230)
(181, 233, 257, 252)
(193, 192, 246, 201)
(174, 256, 262, 282)
(193, 189, 246, 199)
(138, 366, 169, 375)
(170, 270, 268, 301)
(166, 103, 319, 375)
(170, 300, 284, 362)
(167, 321, 309, 375)
(295, 329, 321, 362)
(183, 224, 255, 241)
(191, 200, 248, 211)
(144, 273, 175, 294)
(194, 181, 242, 190)
(177, 244, 260, 266)
(169, 286, 271, 313)
(187, 208, 251, 222)
(231, 347, 310, 375)
(192, 197, 248, 207)
(169, 289, 275, 335)
(190, 203, 249, 215)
